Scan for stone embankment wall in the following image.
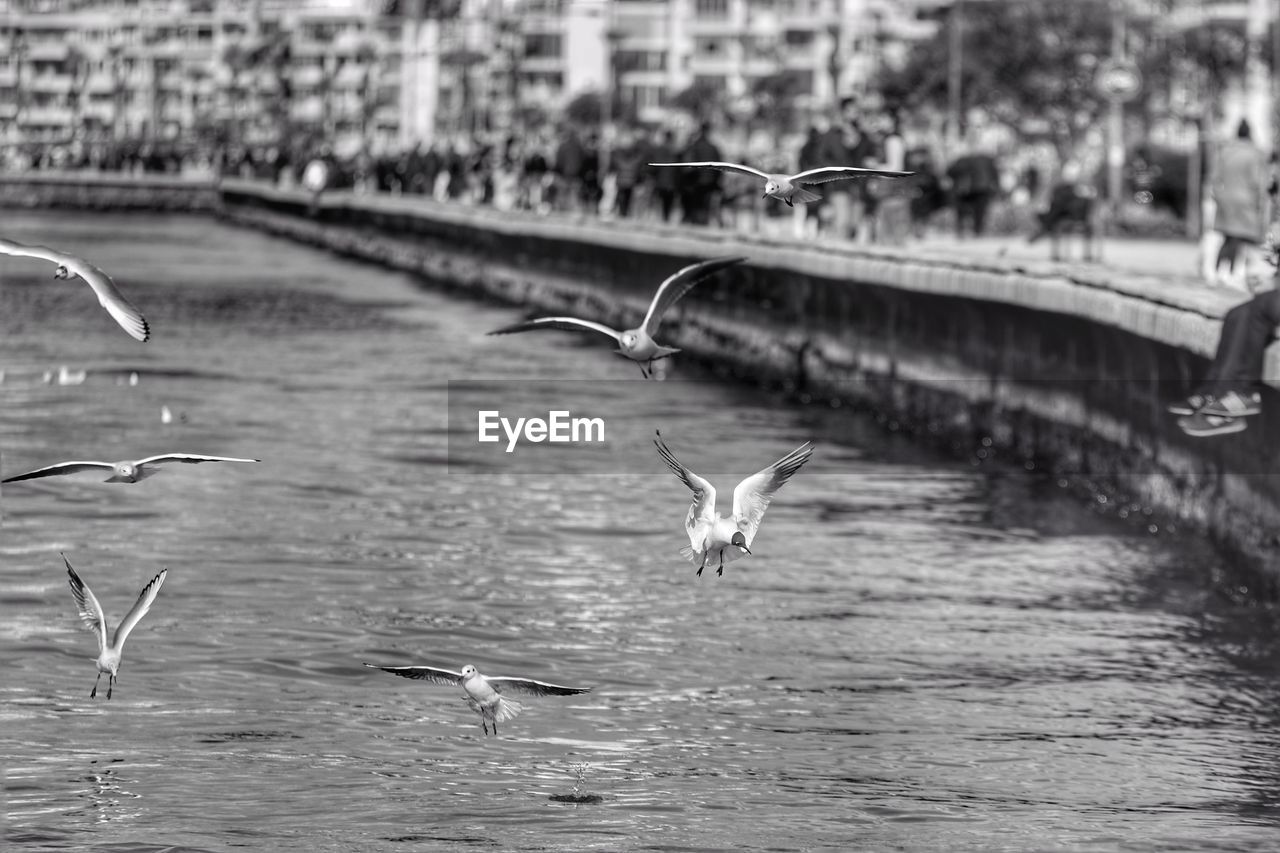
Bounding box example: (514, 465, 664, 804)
(0, 172, 220, 211)
(4, 173, 1277, 585)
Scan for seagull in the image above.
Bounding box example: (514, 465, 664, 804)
(63, 554, 167, 700)
(487, 256, 746, 377)
(363, 663, 591, 735)
(654, 430, 814, 577)
(2, 453, 260, 484)
(0, 238, 150, 341)
(647, 162, 912, 206)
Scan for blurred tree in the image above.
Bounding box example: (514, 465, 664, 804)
(671, 80, 724, 122)
(875, 0, 1113, 159)
(750, 70, 802, 145)
(565, 90, 605, 126)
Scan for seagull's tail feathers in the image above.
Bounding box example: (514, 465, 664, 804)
(679, 545, 702, 565)
(494, 697, 524, 722)
(791, 186, 823, 204)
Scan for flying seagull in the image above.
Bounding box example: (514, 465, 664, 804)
(487, 256, 746, 377)
(364, 663, 591, 735)
(647, 162, 912, 206)
(2, 453, 260, 484)
(654, 430, 814, 577)
(0, 238, 150, 341)
(63, 554, 167, 700)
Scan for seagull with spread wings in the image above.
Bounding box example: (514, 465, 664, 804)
(63, 554, 167, 700)
(2, 453, 260, 484)
(647, 162, 912, 206)
(487, 256, 746, 378)
(0, 238, 150, 341)
(364, 663, 591, 735)
(654, 430, 814, 577)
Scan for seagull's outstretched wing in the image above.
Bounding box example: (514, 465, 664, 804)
(791, 166, 913, 185)
(654, 431, 717, 543)
(648, 161, 770, 181)
(112, 569, 167, 652)
(135, 454, 260, 467)
(64, 258, 151, 342)
(731, 442, 814, 547)
(487, 316, 623, 343)
(642, 256, 747, 337)
(64, 554, 108, 654)
(0, 240, 150, 341)
(485, 676, 591, 697)
(3, 461, 115, 483)
(364, 663, 463, 686)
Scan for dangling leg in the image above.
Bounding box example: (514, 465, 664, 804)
(718, 550, 725, 577)
(637, 362, 649, 379)
(107, 674, 114, 700)
(696, 551, 707, 577)
(91, 672, 101, 699)
(492, 720, 498, 736)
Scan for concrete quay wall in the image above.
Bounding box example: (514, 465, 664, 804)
(3, 173, 1277, 586)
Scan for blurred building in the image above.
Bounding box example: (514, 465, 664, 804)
(0, 0, 947, 154)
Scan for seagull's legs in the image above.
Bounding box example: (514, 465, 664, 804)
(90, 672, 101, 699)
(696, 551, 707, 577)
(637, 361, 649, 379)
(107, 674, 114, 700)
(718, 550, 725, 577)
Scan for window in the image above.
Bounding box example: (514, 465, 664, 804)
(523, 33, 562, 58)
(694, 37, 726, 57)
(615, 50, 665, 72)
(695, 0, 728, 18)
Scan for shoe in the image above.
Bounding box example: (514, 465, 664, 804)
(1201, 390, 1262, 418)
(1166, 393, 1213, 416)
(1177, 412, 1247, 437)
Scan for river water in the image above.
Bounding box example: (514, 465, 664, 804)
(3, 211, 1280, 852)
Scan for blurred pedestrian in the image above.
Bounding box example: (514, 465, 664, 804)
(946, 146, 1001, 238)
(823, 98, 877, 241)
(869, 109, 908, 245)
(1209, 120, 1270, 291)
(680, 121, 722, 226)
(612, 129, 644, 219)
(648, 129, 680, 223)
(554, 128, 585, 213)
(794, 126, 826, 239)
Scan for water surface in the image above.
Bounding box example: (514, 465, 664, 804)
(3, 212, 1280, 851)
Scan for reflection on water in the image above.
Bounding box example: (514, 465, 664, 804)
(4, 212, 1280, 851)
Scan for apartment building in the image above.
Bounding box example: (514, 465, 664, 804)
(0, 0, 945, 152)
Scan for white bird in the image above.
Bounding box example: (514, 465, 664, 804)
(364, 662, 591, 735)
(0, 238, 150, 341)
(3, 453, 260, 484)
(63, 554, 167, 700)
(487, 256, 746, 378)
(648, 161, 912, 206)
(654, 430, 814, 577)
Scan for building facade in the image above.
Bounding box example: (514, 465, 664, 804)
(0, 0, 944, 154)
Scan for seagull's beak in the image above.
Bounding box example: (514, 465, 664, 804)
(742, 545, 752, 555)
(761, 191, 769, 199)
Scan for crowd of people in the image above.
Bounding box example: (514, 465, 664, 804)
(254, 99, 1007, 247)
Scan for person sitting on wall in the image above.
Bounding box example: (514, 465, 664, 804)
(1169, 240, 1280, 437)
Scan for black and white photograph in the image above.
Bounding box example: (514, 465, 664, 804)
(2, 0, 1280, 849)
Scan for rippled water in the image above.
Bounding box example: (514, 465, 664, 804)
(4, 211, 1280, 852)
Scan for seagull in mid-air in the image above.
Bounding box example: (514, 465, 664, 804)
(0, 238, 150, 341)
(63, 554, 167, 700)
(654, 430, 814, 577)
(364, 663, 591, 735)
(2, 453, 260, 484)
(647, 162, 912, 206)
(487, 256, 746, 377)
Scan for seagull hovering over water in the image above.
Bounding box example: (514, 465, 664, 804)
(487, 256, 746, 378)
(2, 453, 260, 484)
(647, 162, 912, 206)
(364, 663, 591, 735)
(63, 554, 167, 700)
(654, 430, 814, 577)
(0, 238, 150, 341)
